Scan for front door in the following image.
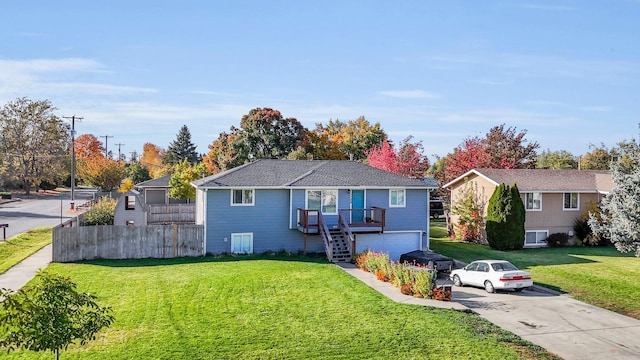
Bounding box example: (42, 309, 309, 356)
(351, 190, 365, 223)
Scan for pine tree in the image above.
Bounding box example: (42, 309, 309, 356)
(589, 139, 640, 256)
(164, 125, 199, 166)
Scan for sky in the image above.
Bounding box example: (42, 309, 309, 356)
(1, 1, 639, 162)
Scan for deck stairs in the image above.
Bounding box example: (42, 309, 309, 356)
(328, 227, 352, 262)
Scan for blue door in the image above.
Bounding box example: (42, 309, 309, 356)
(351, 190, 365, 223)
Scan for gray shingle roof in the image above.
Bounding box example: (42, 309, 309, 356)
(454, 169, 613, 193)
(136, 174, 171, 188)
(192, 159, 433, 189)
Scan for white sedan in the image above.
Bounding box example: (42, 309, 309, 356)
(450, 260, 533, 293)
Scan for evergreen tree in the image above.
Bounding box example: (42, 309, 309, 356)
(164, 125, 198, 165)
(589, 139, 640, 256)
(486, 183, 525, 250)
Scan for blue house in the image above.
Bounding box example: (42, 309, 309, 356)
(192, 159, 436, 261)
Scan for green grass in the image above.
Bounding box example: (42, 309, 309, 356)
(429, 223, 640, 319)
(0, 227, 51, 274)
(3, 255, 557, 359)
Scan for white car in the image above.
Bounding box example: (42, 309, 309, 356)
(450, 260, 533, 293)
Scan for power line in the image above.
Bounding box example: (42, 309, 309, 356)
(100, 135, 114, 158)
(115, 142, 125, 161)
(62, 115, 83, 204)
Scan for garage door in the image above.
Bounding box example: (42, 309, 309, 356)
(356, 231, 423, 261)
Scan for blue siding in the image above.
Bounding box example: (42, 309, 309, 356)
(206, 189, 324, 254)
(204, 187, 428, 254)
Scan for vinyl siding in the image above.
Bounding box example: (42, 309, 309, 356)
(205, 189, 323, 254)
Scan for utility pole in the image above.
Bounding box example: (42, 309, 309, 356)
(62, 115, 83, 208)
(101, 135, 114, 158)
(130, 150, 138, 162)
(115, 142, 125, 161)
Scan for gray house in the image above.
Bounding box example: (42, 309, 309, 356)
(192, 159, 437, 261)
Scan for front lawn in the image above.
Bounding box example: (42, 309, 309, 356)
(2, 255, 556, 359)
(429, 223, 640, 319)
(0, 227, 51, 274)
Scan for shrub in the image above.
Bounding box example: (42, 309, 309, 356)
(451, 180, 485, 243)
(574, 202, 611, 247)
(364, 252, 390, 274)
(390, 263, 415, 288)
(413, 269, 436, 298)
(83, 197, 117, 225)
(0, 192, 11, 199)
(573, 218, 591, 241)
(546, 233, 569, 247)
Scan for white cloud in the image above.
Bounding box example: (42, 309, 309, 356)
(379, 90, 441, 99)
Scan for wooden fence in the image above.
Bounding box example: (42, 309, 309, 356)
(52, 224, 204, 262)
(147, 204, 195, 224)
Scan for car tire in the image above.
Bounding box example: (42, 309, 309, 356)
(484, 280, 495, 293)
(514, 288, 524, 292)
(433, 213, 440, 219)
(453, 275, 462, 287)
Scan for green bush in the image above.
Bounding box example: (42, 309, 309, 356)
(546, 233, 569, 247)
(413, 269, 436, 298)
(83, 197, 117, 225)
(0, 192, 11, 199)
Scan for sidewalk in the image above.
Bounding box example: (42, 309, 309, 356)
(0, 244, 52, 292)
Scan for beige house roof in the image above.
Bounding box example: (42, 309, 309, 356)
(443, 169, 614, 194)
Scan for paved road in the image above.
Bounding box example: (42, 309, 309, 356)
(0, 192, 93, 240)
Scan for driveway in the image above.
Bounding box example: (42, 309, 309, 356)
(451, 284, 640, 360)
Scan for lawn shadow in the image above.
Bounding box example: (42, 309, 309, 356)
(75, 251, 333, 268)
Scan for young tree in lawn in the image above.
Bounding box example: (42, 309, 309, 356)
(164, 125, 199, 165)
(536, 149, 578, 169)
(589, 139, 640, 256)
(451, 180, 486, 243)
(484, 124, 539, 169)
(0, 98, 70, 194)
(0, 271, 114, 360)
(168, 159, 208, 200)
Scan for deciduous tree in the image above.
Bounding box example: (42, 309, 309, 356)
(74, 134, 105, 160)
(80, 157, 126, 192)
(580, 143, 619, 170)
(485, 124, 539, 169)
(125, 161, 151, 184)
(589, 139, 640, 256)
(164, 125, 199, 165)
(536, 149, 578, 169)
(140, 143, 171, 178)
(168, 160, 207, 200)
(0, 271, 114, 360)
(0, 98, 70, 194)
(442, 137, 491, 184)
(317, 117, 387, 160)
(366, 136, 430, 178)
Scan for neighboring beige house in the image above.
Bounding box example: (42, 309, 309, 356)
(443, 169, 614, 247)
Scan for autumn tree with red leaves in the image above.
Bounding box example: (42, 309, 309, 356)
(367, 136, 429, 178)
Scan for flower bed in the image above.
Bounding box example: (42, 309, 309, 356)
(354, 250, 451, 301)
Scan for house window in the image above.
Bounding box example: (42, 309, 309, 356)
(306, 190, 337, 215)
(125, 196, 135, 210)
(524, 192, 541, 211)
(231, 189, 254, 206)
(525, 230, 548, 246)
(389, 189, 406, 208)
(231, 233, 253, 254)
(563, 193, 579, 210)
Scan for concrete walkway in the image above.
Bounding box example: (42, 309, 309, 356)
(337, 262, 640, 360)
(0, 244, 52, 292)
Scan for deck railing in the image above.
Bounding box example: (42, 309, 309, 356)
(337, 207, 386, 231)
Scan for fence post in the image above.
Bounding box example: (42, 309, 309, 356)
(173, 224, 178, 257)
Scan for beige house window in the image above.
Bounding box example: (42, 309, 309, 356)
(524, 192, 541, 211)
(563, 193, 579, 210)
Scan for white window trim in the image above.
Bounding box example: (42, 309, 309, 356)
(389, 189, 406, 208)
(525, 230, 548, 246)
(230, 189, 255, 206)
(305, 189, 338, 215)
(231, 232, 253, 254)
(524, 192, 542, 212)
(563, 192, 580, 211)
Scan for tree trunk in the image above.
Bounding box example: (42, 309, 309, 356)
(55, 348, 59, 360)
(22, 180, 31, 196)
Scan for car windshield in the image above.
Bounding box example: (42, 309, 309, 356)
(491, 262, 518, 272)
